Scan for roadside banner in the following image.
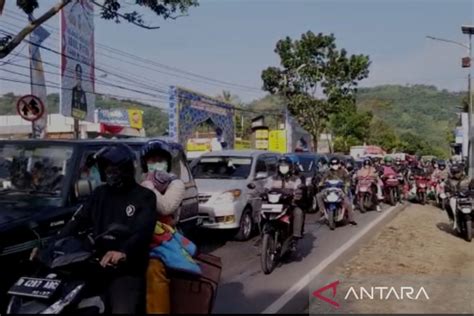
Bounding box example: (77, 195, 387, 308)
(128, 109, 143, 129)
(29, 21, 50, 138)
(98, 109, 129, 126)
(60, 0, 95, 122)
(98, 109, 144, 129)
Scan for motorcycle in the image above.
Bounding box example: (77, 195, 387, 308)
(355, 176, 377, 213)
(454, 191, 474, 242)
(435, 178, 449, 210)
(259, 190, 294, 275)
(383, 174, 400, 206)
(6, 224, 130, 314)
(414, 175, 430, 205)
(322, 180, 347, 230)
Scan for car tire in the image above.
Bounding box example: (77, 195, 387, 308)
(235, 207, 253, 241)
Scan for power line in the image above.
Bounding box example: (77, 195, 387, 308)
(1, 62, 170, 101)
(2, 11, 263, 94)
(0, 27, 281, 117)
(0, 76, 168, 109)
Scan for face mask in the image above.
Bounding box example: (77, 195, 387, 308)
(331, 165, 340, 170)
(364, 165, 370, 169)
(148, 161, 168, 173)
(105, 171, 124, 188)
(279, 165, 290, 175)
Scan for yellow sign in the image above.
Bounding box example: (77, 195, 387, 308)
(235, 140, 251, 150)
(255, 139, 269, 150)
(187, 138, 211, 152)
(269, 130, 287, 153)
(255, 129, 269, 139)
(128, 109, 143, 129)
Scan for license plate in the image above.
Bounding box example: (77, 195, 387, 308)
(261, 204, 284, 213)
(8, 277, 61, 299)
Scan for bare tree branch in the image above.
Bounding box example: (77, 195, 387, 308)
(0, 0, 72, 59)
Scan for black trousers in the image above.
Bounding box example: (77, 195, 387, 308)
(106, 274, 145, 314)
(292, 206, 305, 238)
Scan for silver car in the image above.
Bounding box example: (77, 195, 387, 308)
(192, 150, 280, 241)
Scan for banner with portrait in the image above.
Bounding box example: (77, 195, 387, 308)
(60, 0, 95, 122)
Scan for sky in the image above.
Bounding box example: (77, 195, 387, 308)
(0, 0, 473, 107)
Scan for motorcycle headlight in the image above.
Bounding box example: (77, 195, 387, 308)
(268, 193, 281, 204)
(214, 189, 242, 203)
(461, 208, 472, 214)
(326, 193, 340, 203)
(41, 284, 84, 314)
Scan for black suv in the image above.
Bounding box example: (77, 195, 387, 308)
(0, 139, 199, 309)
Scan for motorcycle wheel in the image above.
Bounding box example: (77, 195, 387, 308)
(389, 189, 396, 206)
(261, 233, 277, 274)
(465, 219, 472, 242)
(441, 199, 447, 211)
(328, 210, 336, 230)
(358, 196, 366, 213)
(419, 192, 426, 205)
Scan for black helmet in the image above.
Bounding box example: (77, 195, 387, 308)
(438, 160, 446, 170)
(363, 158, 372, 167)
(140, 139, 173, 173)
(95, 144, 136, 188)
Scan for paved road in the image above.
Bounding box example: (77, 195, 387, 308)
(194, 203, 401, 314)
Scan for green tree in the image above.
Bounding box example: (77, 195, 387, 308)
(367, 119, 400, 152)
(1, 0, 199, 58)
(329, 104, 373, 153)
(261, 31, 370, 149)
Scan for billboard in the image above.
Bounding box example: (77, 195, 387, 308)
(60, 0, 95, 122)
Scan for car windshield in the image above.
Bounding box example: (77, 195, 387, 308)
(193, 156, 252, 179)
(0, 143, 74, 197)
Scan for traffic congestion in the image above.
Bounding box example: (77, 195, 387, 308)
(1, 0, 473, 314)
(0, 138, 472, 314)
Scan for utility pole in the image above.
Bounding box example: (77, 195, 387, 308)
(462, 25, 474, 177)
(426, 29, 473, 176)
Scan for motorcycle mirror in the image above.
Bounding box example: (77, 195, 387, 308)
(247, 183, 256, 190)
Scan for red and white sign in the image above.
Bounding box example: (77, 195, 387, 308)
(16, 95, 45, 122)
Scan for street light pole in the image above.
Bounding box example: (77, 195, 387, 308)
(426, 29, 474, 176)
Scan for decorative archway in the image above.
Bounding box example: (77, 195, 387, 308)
(168, 86, 235, 149)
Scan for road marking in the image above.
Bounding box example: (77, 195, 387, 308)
(261, 204, 400, 314)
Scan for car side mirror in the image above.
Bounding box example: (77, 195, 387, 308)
(247, 183, 256, 190)
(75, 179, 93, 199)
(255, 172, 268, 180)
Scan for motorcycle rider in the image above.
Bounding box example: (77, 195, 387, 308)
(43, 144, 157, 314)
(447, 164, 470, 229)
(354, 158, 383, 212)
(139, 140, 186, 314)
(317, 157, 358, 226)
(264, 156, 305, 245)
(140, 140, 186, 227)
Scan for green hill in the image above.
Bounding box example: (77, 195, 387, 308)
(0, 92, 168, 136)
(356, 84, 464, 156)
